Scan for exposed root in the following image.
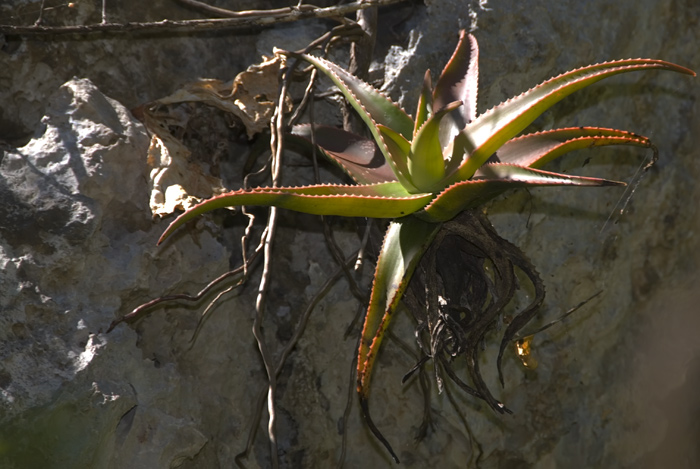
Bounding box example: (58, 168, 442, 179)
(405, 209, 546, 413)
(360, 397, 400, 464)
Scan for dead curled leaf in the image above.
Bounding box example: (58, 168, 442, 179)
(155, 55, 292, 139)
(147, 132, 226, 217)
(139, 55, 291, 217)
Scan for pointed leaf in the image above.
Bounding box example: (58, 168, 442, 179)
(376, 124, 420, 192)
(409, 101, 462, 191)
(413, 70, 433, 138)
(355, 216, 441, 463)
(158, 183, 433, 244)
(493, 127, 652, 169)
(357, 216, 441, 397)
(433, 30, 479, 139)
(419, 164, 625, 222)
(289, 124, 397, 184)
(444, 127, 476, 178)
(288, 51, 415, 140)
(453, 59, 695, 181)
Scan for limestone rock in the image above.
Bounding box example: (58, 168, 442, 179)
(1, 0, 699, 468)
(0, 78, 221, 468)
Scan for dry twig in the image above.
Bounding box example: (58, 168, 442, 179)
(0, 0, 405, 36)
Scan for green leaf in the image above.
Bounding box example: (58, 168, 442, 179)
(288, 52, 415, 140)
(158, 183, 433, 244)
(493, 127, 652, 169)
(355, 216, 441, 463)
(433, 30, 479, 137)
(289, 124, 398, 185)
(444, 127, 476, 178)
(413, 70, 433, 138)
(376, 124, 419, 192)
(357, 216, 441, 396)
(408, 101, 462, 191)
(453, 59, 696, 181)
(419, 164, 625, 222)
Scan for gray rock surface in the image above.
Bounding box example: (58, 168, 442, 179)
(1, 0, 698, 468)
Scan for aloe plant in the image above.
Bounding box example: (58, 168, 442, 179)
(157, 31, 694, 461)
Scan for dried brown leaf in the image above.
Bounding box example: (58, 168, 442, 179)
(156, 55, 291, 138)
(147, 132, 227, 217)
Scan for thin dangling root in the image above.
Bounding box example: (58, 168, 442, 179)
(359, 396, 400, 464)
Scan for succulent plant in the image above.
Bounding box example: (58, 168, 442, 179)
(157, 31, 694, 462)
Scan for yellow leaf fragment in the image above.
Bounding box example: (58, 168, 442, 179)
(515, 336, 538, 369)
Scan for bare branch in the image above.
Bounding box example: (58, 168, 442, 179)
(248, 54, 300, 468)
(101, 0, 108, 24)
(0, 0, 406, 36)
(34, 0, 46, 26)
(177, 0, 311, 19)
(240, 251, 359, 468)
(105, 248, 261, 333)
(337, 333, 361, 468)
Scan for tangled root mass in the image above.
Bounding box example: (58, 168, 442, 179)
(403, 209, 545, 414)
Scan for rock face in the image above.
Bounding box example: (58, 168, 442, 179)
(1, 1, 699, 468)
(0, 78, 215, 467)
